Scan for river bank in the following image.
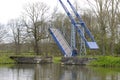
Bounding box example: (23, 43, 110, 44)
(0, 55, 15, 64)
(53, 56, 120, 67)
(0, 55, 120, 67)
(10, 56, 53, 64)
(89, 56, 120, 67)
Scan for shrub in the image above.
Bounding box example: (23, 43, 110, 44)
(90, 56, 120, 67)
(0, 55, 15, 64)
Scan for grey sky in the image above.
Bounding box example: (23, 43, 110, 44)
(0, 0, 89, 24)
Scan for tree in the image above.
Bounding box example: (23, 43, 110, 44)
(8, 19, 26, 54)
(0, 24, 7, 43)
(23, 2, 49, 55)
(87, 0, 120, 55)
(108, 0, 120, 55)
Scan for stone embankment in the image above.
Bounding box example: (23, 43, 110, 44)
(10, 56, 53, 64)
(61, 57, 97, 65)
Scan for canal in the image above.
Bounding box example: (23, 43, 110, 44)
(0, 64, 120, 80)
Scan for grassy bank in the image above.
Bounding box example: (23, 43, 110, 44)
(1, 53, 120, 67)
(53, 57, 61, 63)
(90, 56, 120, 67)
(0, 55, 15, 64)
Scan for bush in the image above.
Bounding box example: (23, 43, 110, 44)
(115, 42, 120, 55)
(53, 57, 61, 63)
(0, 55, 15, 64)
(90, 56, 120, 67)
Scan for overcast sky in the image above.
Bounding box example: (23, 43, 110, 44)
(0, 0, 89, 24)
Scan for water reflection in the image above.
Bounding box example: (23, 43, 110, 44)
(60, 65, 120, 80)
(0, 64, 120, 80)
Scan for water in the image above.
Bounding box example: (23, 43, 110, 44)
(0, 64, 120, 80)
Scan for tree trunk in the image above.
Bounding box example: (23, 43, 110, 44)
(34, 40, 39, 55)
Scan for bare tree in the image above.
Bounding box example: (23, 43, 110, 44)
(108, 0, 120, 55)
(87, 0, 120, 55)
(0, 24, 7, 43)
(8, 19, 26, 54)
(23, 2, 49, 55)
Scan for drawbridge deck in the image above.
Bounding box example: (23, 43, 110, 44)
(49, 28, 72, 57)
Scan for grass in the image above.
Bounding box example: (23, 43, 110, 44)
(11, 54, 36, 58)
(1, 52, 120, 67)
(0, 55, 15, 64)
(89, 56, 120, 67)
(0, 53, 62, 64)
(53, 57, 61, 63)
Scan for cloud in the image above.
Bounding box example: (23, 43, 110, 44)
(0, 0, 87, 24)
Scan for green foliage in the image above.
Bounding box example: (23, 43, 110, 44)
(0, 55, 15, 64)
(90, 56, 120, 67)
(53, 57, 61, 63)
(12, 53, 36, 57)
(115, 42, 120, 55)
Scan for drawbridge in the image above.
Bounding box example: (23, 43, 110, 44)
(49, 0, 99, 57)
(49, 28, 72, 57)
